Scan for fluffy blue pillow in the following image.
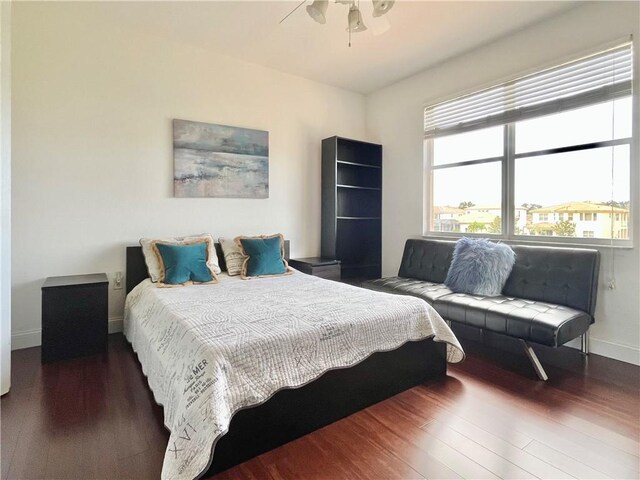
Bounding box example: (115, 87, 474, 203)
(445, 238, 515, 296)
(154, 242, 215, 285)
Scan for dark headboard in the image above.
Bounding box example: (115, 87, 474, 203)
(126, 241, 291, 294)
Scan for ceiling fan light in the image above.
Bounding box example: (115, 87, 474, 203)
(306, 0, 328, 24)
(372, 0, 395, 17)
(346, 6, 367, 33)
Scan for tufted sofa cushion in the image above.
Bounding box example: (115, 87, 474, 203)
(505, 245, 599, 317)
(361, 238, 600, 348)
(398, 239, 453, 283)
(433, 293, 591, 347)
(362, 277, 453, 304)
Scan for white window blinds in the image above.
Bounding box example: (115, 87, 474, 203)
(424, 42, 633, 138)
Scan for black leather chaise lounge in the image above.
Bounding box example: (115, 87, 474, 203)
(362, 239, 601, 380)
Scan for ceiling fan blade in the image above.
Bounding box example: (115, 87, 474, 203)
(279, 0, 307, 24)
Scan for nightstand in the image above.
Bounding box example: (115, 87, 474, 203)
(41, 273, 108, 363)
(289, 257, 341, 281)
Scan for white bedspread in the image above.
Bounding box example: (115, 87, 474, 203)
(124, 271, 464, 480)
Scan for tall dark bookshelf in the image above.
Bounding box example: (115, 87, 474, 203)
(321, 136, 382, 281)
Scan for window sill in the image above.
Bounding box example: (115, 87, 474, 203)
(421, 233, 634, 250)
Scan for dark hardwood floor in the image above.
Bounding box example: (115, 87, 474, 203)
(2, 333, 638, 479)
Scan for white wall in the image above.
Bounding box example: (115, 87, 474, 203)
(11, 2, 366, 348)
(1, 0, 12, 394)
(12, 2, 640, 365)
(366, 1, 640, 365)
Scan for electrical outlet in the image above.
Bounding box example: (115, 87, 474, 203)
(113, 271, 123, 290)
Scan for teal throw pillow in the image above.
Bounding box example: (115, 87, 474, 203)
(238, 235, 288, 278)
(155, 242, 215, 285)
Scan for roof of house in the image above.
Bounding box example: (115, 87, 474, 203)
(463, 205, 527, 212)
(434, 206, 465, 215)
(531, 202, 628, 214)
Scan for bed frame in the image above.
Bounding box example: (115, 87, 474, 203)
(125, 244, 448, 476)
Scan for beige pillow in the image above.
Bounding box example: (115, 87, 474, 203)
(140, 234, 221, 282)
(218, 237, 246, 276)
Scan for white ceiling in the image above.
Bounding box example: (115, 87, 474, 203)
(97, 1, 579, 94)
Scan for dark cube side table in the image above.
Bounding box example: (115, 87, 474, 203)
(288, 257, 341, 281)
(41, 273, 108, 363)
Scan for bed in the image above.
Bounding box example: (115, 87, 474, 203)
(124, 244, 464, 480)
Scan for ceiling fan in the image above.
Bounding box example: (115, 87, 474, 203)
(280, 0, 395, 46)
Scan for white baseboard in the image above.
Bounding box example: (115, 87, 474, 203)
(565, 336, 640, 365)
(10, 319, 640, 366)
(108, 316, 123, 334)
(11, 328, 41, 350)
(588, 337, 640, 366)
(11, 317, 124, 351)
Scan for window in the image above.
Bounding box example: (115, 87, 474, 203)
(425, 43, 633, 245)
(430, 127, 503, 235)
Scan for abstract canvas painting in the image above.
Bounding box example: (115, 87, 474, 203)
(173, 119, 269, 198)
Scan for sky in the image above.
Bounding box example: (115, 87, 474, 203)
(431, 98, 631, 208)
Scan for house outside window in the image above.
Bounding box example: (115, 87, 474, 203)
(424, 42, 633, 246)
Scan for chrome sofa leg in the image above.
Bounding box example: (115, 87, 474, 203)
(520, 340, 549, 381)
(581, 331, 590, 355)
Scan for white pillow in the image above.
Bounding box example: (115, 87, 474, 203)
(140, 234, 221, 282)
(218, 237, 246, 276)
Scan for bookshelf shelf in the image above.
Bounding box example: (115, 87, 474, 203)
(322, 137, 382, 281)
